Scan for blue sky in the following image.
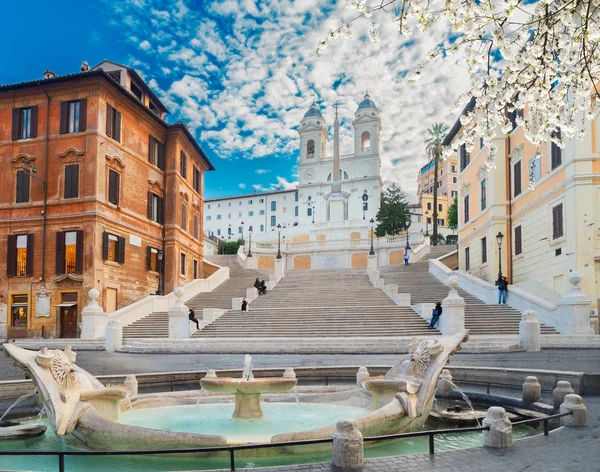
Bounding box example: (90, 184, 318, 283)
(1, 0, 471, 200)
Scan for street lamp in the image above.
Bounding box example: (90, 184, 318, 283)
(362, 191, 369, 220)
(247, 226, 253, 257)
(156, 250, 164, 295)
(425, 211, 430, 237)
(312, 203, 316, 224)
(496, 232, 504, 282)
(405, 214, 412, 252)
(276, 223, 282, 259)
(369, 218, 375, 256)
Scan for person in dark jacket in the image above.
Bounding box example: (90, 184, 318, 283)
(188, 308, 200, 329)
(259, 280, 267, 295)
(254, 278, 263, 295)
(429, 301, 442, 328)
(496, 276, 508, 304)
(241, 298, 248, 312)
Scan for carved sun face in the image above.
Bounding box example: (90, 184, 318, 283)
(50, 351, 76, 388)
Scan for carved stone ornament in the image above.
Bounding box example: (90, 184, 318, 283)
(147, 179, 164, 194)
(105, 155, 126, 170)
(477, 164, 487, 181)
(180, 191, 190, 202)
(59, 148, 85, 163)
(36, 347, 77, 388)
(511, 145, 523, 162)
(460, 181, 471, 195)
(10, 153, 36, 169)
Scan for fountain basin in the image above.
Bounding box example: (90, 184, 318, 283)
(200, 378, 297, 419)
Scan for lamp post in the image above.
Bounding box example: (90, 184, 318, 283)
(312, 203, 316, 224)
(156, 250, 164, 295)
(276, 223, 282, 259)
(496, 231, 504, 282)
(405, 214, 412, 253)
(247, 226, 253, 257)
(425, 211, 430, 237)
(369, 218, 375, 256)
(362, 191, 369, 220)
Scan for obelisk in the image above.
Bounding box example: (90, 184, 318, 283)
(328, 103, 346, 221)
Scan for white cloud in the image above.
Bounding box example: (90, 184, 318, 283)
(256, 169, 270, 174)
(139, 39, 152, 50)
(238, 183, 247, 189)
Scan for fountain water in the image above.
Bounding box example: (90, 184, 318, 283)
(0, 392, 34, 424)
(242, 354, 254, 381)
(446, 381, 482, 426)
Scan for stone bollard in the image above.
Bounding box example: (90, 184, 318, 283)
(519, 310, 541, 352)
(553, 381, 575, 412)
(283, 368, 296, 379)
(395, 293, 411, 307)
(385, 284, 398, 296)
(439, 276, 465, 334)
(232, 297, 244, 310)
(436, 369, 454, 396)
(105, 320, 122, 352)
(124, 375, 138, 396)
(81, 288, 109, 339)
(168, 288, 190, 338)
(204, 369, 217, 380)
(522, 376, 542, 404)
(558, 272, 594, 335)
(559, 394, 587, 427)
(482, 407, 513, 448)
(331, 419, 364, 470)
(246, 287, 258, 302)
(356, 367, 369, 387)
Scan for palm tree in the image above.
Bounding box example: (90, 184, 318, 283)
(425, 123, 449, 246)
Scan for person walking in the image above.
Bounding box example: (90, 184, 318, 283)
(428, 301, 442, 329)
(188, 308, 200, 329)
(496, 276, 508, 304)
(241, 298, 248, 312)
(403, 251, 409, 266)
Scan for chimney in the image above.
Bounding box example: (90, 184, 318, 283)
(43, 70, 56, 79)
(80, 61, 90, 72)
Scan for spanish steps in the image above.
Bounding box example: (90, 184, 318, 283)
(194, 268, 437, 338)
(379, 245, 559, 335)
(122, 258, 269, 338)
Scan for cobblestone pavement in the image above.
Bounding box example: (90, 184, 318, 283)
(1, 349, 599, 380)
(226, 397, 600, 472)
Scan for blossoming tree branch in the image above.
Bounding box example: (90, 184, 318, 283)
(319, 0, 600, 171)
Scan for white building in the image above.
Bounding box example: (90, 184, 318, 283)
(203, 94, 383, 240)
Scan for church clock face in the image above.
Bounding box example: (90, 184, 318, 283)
(304, 168, 316, 180)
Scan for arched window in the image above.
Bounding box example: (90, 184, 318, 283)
(270, 215, 276, 227)
(361, 131, 371, 151)
(306, 139, 315, 158)
(260, 224, 264, 232)
(326, 170, 349, 181)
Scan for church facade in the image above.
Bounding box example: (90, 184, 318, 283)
(203, 94, 382, 239)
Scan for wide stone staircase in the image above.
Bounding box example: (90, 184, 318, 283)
(122, 258, 269, 338)
(380, 246, 559, 335)
(195, 269, 437, 338)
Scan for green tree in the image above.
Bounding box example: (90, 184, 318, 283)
(447, 195, 458, 232)
(375, 184, 410, 237)
(424, 122, 449, 246)
(219, 239, 243, 255)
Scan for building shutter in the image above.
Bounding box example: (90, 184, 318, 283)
(106, 104, 113, 138)
(102, 232, 109, 260)
(114, 109, 121, 143)
(514, 161, 522, 196)
(26, 233, 34, 276)
(109, 170, 119, 205)
(55, 231, 65, 274)
(16, 171, 30, 203)
(158, 196, 164, 224)
(146, 246, 152, 271)
(78, 99, 87, 132)
(148, 135, 155, 164)
(6, 235, 17, 276)
(60, 102, 68, 134)
(515, 226, 522, 255)
(11, 108, 20, 140)
(117, 236, 125, 264)
(147, 192, 153, 219)
(75, 230, 84, 273)
(30, 106, 38, 138)
(64, 165, 79, 198)
(158, 142, 166, 171)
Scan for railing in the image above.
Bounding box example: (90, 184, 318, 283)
(0, 410, 573, 471)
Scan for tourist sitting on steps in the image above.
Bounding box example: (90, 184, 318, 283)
(188, 308, 200, 329)
(241, 298, 248, 312)
(259, 280, 267, 295)
(428, 301, 442, 329)
(254, 278, 263, 295)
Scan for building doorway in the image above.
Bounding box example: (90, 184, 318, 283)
(106, 288, 118, 313)
(58, 293, 78, 338)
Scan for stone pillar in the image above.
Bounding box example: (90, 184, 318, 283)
(385, 284, 398, 297)
(482, 407, 513, 448)
(522, 376, 542, 404)
(246, 287, 258, 302)
(519, 310, 541, 352)
(274, 258, 285, 278)
(232, 297, 243, 310)
(559, 394, 587, 426)
(439, 276, 465, 335)
(367, 254, 378, 273)
(356, 366, 369, 387)
(283, 368, 296, 379)
(436, 369, 454, 396)
(124, 375, 138, 396)
(81, 289, 109, 339)
(395, 293, 411, 307)
(168, 287, 190, 339)
(558, 272, 594, 335)
(553, 381, 575, 412)
(331, 419, 364, 470)
(368, 270, 379, 285)
(105, 320, 122, 352)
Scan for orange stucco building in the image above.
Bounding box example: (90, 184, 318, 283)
(0, 60, 214, 339)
